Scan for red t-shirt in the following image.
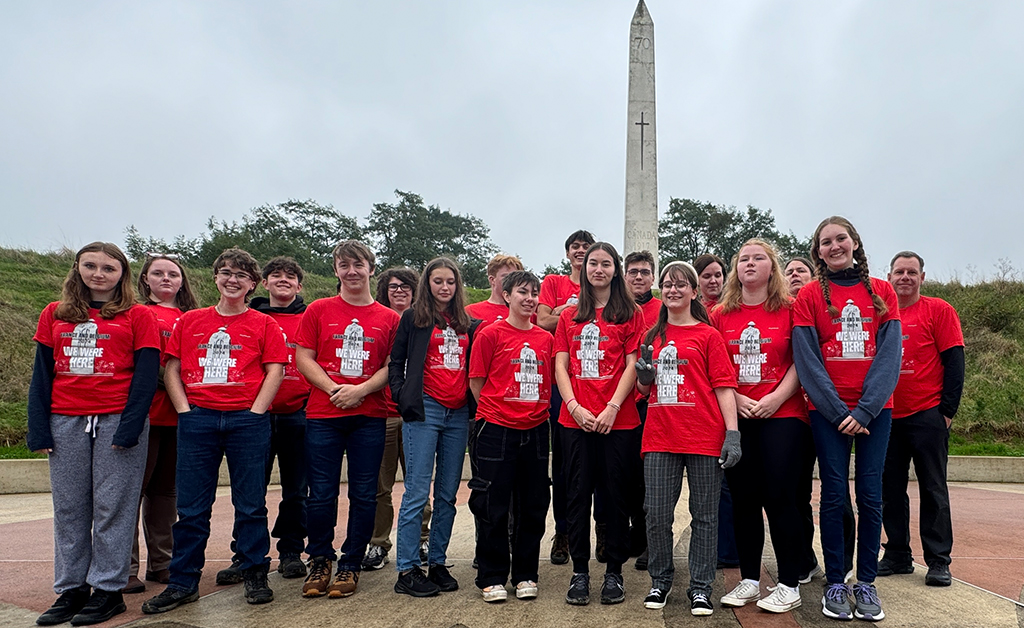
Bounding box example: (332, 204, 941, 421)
(296, 296, 400, 419)
(553, 306, 643, 430)
(422, 323, 470, 409)
(893, 296, 964, 418)
(540, 275, 580, 311)
(167, 307, 288, 411)
(638, 297, 662, 332)
(34, 302, 161, 416)
(469, 320, 553, 429)
(466, 300, 510, 329)
(641, 322, 737, 456)
(265, 311, 311, 415)
(145, 304, 182, 426)
(792, 277, 901, 409)
(711, 302, 808, 422)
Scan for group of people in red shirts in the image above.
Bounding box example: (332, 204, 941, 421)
(27, 214, 963, 625)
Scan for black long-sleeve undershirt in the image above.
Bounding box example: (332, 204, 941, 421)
(939, 345, 965, 420)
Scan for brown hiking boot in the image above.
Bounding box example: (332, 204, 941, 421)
(327, 569, 358, 598)
(550, 533, 569, 565)
(302, 557, 333, 597)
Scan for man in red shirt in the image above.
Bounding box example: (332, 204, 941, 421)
(466, 254, 524, 327)
(880, 251, 964, 587)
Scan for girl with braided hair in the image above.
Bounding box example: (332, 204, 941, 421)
(792, 217, 901, 622)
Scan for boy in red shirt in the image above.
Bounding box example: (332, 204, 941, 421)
(295, 241, 400, 599)
(143, 248, 287, 613)
(469, 271, 554, 602)
(466, 254, 524, 327)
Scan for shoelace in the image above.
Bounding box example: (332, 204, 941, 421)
(570, 574, 588, 588)
(648, 588, 664, 597)
(693, 593, 710, 605)
(853, 584, 880, 605)
(309, 561, 331, 580)
(825, 583, 849, 603)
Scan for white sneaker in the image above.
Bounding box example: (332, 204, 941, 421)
(844, 568, 855, 583)
(482, 585, 508, 603)
(515, 580, 538, 599)
(799, 562, 821, 584)
(720, 579, 760, 607)
(757, 583, 802, 613)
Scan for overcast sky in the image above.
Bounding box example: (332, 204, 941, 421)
(2, 1, 1021, 280)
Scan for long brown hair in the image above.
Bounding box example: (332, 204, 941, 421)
(573, 242, 637, 325)
(645, 261, 710, 346)
(55, 242, 136, 323)
(412, 257, 471, 333)
(718, 238, 791, 314)
(810, 216, 888, 317)
(137, 253, 199, 312)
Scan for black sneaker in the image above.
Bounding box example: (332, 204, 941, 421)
(595, 523, 608, 563)
(550, 533, 569, 565)
(428, 564, 458, 592)
(925, 564, 952, 587)
(37, 586, 90, 626)
(634, 549, 649, 571)
(395, 566, 440, 597)
(644, 586, 670, 610)
(141, 587, 200, 614)
(600, 572, 625, 604)
(69, 589, 125, 626)
(876, 556, 914, 577)
(278, 553, 307, 579)
(689, 590, 714, 616)
(565, 573, 590, 606)
(216, 558, 244, 585)
(243, 567, 274, 605)
(362, 545, 389, 571)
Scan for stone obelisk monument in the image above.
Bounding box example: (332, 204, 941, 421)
(623, 0, 658, 268)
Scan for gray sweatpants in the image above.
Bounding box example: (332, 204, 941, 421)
(644, 452, 721, 597)
(49, 414, 149, 593)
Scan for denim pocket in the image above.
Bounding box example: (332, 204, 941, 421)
(474, 422, 506, 462)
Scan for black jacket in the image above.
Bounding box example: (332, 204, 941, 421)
(388, 309, 481, 422)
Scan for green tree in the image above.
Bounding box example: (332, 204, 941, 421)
(364, 190, 497, 288)
(659, 198, 811, 267)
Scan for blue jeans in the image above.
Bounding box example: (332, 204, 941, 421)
(811, 409, 892, 585)
(169, 408, 270, 591)
(396, 395, 469, 572)
(305, 416, 386, 571)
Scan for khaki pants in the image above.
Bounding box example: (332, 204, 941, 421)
(371, 416, 431, 550)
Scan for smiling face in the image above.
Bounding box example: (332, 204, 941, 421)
(660, 268, 696, 312)
(625, 261, 654, 297)
(334, 255, 373, 296)
(504, 281, 539, 319)
(214, 264, 255, 301)
(262, 269, 301, 305)
(888, 256, 925, 301)
(78, 251, 124, 302)
(567, 240, 590, 271)
(145, 258, 183, 305)
(816, 223, 859, 272)
(737, 245, 772, 291)
(785, 260, 813, 296)
(429, 267, 457, 306)
(386, 278, 413, 313)
(585, 248, 616, 290)
(698, 262, 724, 302)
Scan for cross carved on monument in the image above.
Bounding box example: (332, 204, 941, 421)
(635, 112, 649, 170)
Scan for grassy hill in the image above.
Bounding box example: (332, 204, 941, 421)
(1, 247, 1020, 457)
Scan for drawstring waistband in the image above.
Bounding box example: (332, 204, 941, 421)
(83, 415, 99, 439)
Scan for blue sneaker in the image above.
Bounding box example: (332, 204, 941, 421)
(852, 582, 885, 621)
(821, 582, 853, 620)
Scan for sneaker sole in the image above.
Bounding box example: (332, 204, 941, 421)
(720, 595, 759, 607)
(565, 596, 589, 605)
(756, 598, 801, 613)
(245, 593, 274, 605)
(854, 609, 885, 621)
(215, 574, 243, 586)
(551, 555, 569, 565)
(483, 592, 508, 603)
(644, 596, 668, 610)
(690, 606, 714, 616)
(327, 588, 356, 599)
(925, 577, 952, 587)
(799, 565, 822, 584)
(600, 593, 625, 605)
(394, 583, 440, 598)
(362, 559, 389, 571)
(141, 591, 200, 614)
(302, 588, 328, 598)
(516, 588, 538, 599)
(821, 597, 853, 621)
(69, 603, 127, 626)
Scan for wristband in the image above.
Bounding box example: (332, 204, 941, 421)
(606, 401, 621, 411)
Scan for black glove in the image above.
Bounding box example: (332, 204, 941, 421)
(719, 429, 742, 469)
(635, 344, 656, 386)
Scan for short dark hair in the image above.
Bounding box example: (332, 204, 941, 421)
(261, 256, 305, 284)
(501, 270, 541, 295)
(890, 250, 925, 272)
(332, 240, 376, 271)
(375, 267, 420, 307)
(624, 250, 655, 269)
(213, 248, 261, 300)
(564, 230, 596, 251)
(693, 253, 726, 275)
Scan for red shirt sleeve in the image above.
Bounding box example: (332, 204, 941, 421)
(706, 327, 738, 389)
(32, 302, 58, 347)
(166, 316, 183, 360)
(934, 299, 965, 352)
(553, 308, 573, 354)
(469, 324, 496, 379)
(131, 306, 162, 352)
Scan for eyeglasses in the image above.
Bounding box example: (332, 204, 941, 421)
(388, 283, 411, 293)
(216, 270, 253, 282)
(145, 251, 181, 260)
(660, 282, 686, 291)
(626, 268, 652, 277)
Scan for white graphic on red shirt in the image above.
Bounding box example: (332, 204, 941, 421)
(566, 294, 579, 306)
(338, 319, 370, 377)
(656, 341, 683, 404)
(440, 327, 464, 370)
(838, 300, 868, 358)
(900, 333, 914, 374)
(68, 319, 101, 374)
(577, 321, 603, 378)
(200, 327, 235, 383)
(512, 342, 542, 401)
(736, 321, 769, 384)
